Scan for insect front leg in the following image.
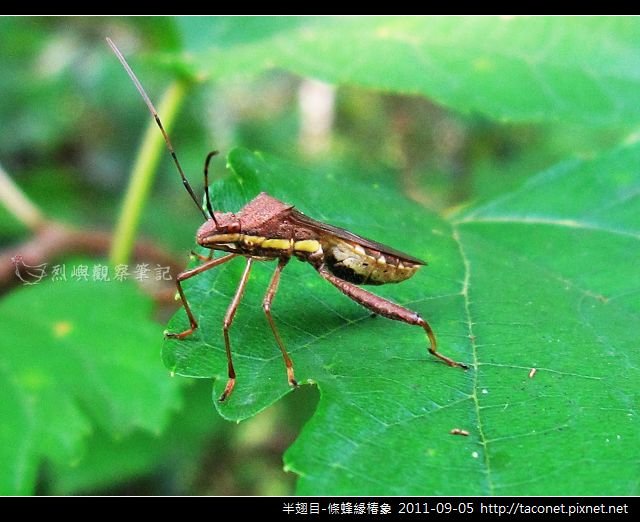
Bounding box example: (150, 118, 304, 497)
(190, 249, 214, 262)
(166, 253, 237, 340)
(219, 257, 254, 402)
(317, 265, 468, 370)
(263, 258, 298, 388)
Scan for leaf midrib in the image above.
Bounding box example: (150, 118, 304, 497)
(451, 209, 638, 495)
(451, 225, 493, 495)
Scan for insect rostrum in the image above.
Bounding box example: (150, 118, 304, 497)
(107, 38, 468, 402)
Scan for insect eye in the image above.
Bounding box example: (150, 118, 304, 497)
(227, 222, 241, 233)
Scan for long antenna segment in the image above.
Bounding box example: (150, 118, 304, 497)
(106, 37, 212, 222)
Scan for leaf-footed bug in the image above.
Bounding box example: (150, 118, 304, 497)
(107, 38, 468, 401)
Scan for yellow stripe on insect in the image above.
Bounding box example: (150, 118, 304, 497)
(242, 235, 265, 247)
(207, 233, 241, 243)
(262, 238, 291, 250)
(294, 240, 321, 253)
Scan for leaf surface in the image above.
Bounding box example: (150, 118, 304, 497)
(174, 16, 640, 125)
(164, 145, 639, 494)
(0, 279, 180, 494)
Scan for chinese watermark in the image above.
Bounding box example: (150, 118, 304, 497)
(282, 501, 393, 515)
(11, 257, 173, 285)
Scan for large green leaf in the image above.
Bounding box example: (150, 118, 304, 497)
(172, 16, 640, 125)
(47, 380, 222, 494)
(0, 278, 180, 495)
(164, 144, 639, 494)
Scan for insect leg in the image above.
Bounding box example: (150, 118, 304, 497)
(219, 257, 254, 402)
(263, 258, 298, 388)
(190, 249, 214, 262)
(317, 265, 468, 369)
(166, 253, 237, 339)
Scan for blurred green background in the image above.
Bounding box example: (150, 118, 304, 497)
(1, 16, 637, 495)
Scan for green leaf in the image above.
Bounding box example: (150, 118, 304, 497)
(0, 278, 180, 495)
(47, 380, 223, 494)
(164, 144, 639, 494)
(174, 16, 640, 125)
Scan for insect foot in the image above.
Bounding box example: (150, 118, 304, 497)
(164, 326, 197, 340)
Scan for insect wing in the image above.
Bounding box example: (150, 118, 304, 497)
(289, 209, 426, 265)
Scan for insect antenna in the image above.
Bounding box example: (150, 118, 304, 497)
(106, 37, 211, 222)
(203, 150, 219, 220)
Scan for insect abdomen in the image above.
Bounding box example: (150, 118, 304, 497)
(324, 239, 420, 285)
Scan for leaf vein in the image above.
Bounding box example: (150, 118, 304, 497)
(452, 225, 493, 495)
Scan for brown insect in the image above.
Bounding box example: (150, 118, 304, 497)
(450, 428, 470, 436)
(108, 38, 468, 401)
(529, 368, 537, 379)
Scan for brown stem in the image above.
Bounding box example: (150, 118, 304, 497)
(0, 221, 184, 297)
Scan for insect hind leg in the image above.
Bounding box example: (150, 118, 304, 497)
(317, 265, 468, 369)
